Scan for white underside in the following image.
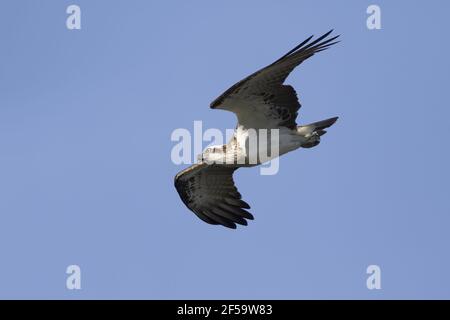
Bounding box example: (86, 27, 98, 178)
(202, 126, 308, 166)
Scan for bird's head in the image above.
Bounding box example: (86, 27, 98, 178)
(198, 145, 225, 164)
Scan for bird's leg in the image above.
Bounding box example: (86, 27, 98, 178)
(301, 132, 321, 148)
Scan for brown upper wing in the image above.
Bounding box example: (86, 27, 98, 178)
(210, 30, 339, 129)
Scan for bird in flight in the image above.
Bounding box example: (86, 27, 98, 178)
(174, 30, 340, 229)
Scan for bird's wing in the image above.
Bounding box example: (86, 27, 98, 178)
(210, 30, 339, 129)
(174, 163, 253, 229)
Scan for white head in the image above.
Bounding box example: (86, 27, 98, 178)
(197, 145, 226, 164)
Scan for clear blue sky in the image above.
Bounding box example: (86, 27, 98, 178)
(1, 0, 449, 299)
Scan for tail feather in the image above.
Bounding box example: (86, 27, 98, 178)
(297, 116, 338, 136)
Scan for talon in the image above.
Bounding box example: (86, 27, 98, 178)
(302, 131, 321, 148)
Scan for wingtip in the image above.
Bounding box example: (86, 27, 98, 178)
(321, 30, 341, 43)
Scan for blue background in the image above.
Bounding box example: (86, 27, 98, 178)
(1, 0, 449, 299)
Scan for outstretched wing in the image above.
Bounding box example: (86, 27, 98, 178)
(174, 163, 253, 229)
(210, 30, 339, 129)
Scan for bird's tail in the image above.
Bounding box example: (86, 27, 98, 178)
(297, 116, 338, 136)
(297, 117, 338, 148)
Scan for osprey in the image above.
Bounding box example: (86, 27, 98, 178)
(174, 30, 340, 229)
